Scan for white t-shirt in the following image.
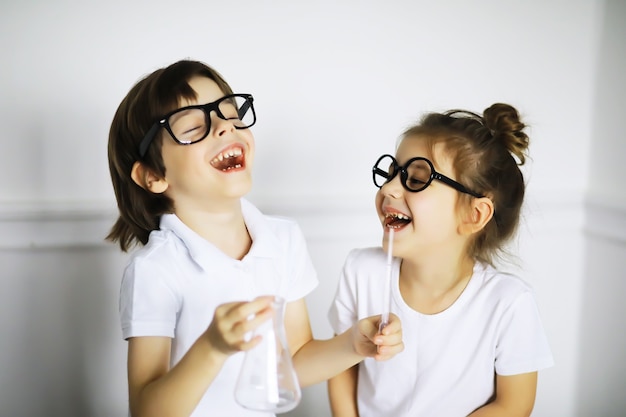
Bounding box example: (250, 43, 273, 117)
(329, 247, 554, 417)
(120, 199, 318, 417)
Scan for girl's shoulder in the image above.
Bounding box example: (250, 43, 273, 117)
(343, 247, 388, 271)
(347, 246, 386, 260)
(473, 262, 536, 300)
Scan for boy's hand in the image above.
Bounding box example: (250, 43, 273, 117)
(354, 313, 403, 361)
(204, 295, 275, 357)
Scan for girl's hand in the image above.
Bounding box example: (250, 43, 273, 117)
(204, 295, 275, 357)
(353, 313, 403, 361)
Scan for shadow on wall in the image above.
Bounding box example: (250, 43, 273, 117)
(576, 226, 626, 415)
(575, 0, 626, 415)
(0, 246, 129, 417)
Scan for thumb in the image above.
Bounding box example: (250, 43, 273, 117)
(358, 315, 379, 340)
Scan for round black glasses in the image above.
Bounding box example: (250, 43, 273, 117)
(138, 93, 256, 158)
(372, 154, 484, 198)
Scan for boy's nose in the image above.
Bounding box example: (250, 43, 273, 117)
(211, 114, 236, 137)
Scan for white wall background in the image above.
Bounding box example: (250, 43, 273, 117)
(0, 1, 624, 416)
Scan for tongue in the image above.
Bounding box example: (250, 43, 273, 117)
(386, 217, 411, 228)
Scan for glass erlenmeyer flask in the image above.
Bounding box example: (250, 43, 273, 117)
(234, 296, 301, 413)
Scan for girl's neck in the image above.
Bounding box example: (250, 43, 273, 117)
(174, 199, 252, 260)
(399, 255, 475, 315)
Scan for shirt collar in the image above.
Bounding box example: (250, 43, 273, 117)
(158, 199, 281, 271)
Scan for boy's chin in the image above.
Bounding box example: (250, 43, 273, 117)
(227, 179, 253, 198)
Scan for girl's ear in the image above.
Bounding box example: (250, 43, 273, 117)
(130, 161, 168, 194)
(459, 197, 494, 235)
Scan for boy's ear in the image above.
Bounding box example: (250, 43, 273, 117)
(459, 197, 494, 235)
(130, 161, 168, 194)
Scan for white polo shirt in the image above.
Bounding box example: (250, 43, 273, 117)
(329, 247, 554, 417)
(120, 199, 318, 417)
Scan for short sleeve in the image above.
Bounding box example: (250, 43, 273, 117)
(495, 290, 555, 375)
(283, 222, 318, 302)
(119, 258, 180, 340)
(328, 249, 359, 336)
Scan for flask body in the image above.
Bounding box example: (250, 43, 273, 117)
(234, 297, 301, 413)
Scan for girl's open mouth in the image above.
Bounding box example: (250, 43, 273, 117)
(384, 212, 412, 229)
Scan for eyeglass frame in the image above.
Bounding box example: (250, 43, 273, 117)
(372, 154, 484, 198)
(138, 93, 256, 158)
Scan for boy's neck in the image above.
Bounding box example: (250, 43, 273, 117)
(174, 199, 252, 260)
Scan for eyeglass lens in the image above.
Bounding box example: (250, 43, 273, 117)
(169, 95, 254, 144)
(373, 155, 432, 192)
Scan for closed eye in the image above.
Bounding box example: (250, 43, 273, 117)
(182, 125, 203, 135)
(408, 177, 427, 187)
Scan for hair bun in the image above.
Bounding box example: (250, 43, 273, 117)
(483, 103, 529, 165)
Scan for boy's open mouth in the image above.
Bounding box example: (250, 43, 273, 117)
(210, 146, 245, 171)
(384, 212, 412, 229)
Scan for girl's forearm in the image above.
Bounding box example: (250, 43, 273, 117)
(468, 401, 531, 417)
(328, 365, 359, 417)
(292, 329, 363, 387)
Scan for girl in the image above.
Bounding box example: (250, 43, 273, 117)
(328, 103, 554, 416)
(107, 59, 403, 417)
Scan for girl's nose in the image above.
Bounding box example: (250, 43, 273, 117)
(381, 174, 403, 199)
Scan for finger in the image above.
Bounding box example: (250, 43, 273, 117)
(235, 306, 274, 338)
(228, 295, 275, 322)
(358, 316, 380, 340)
(214, 300, 248, 325)
(229, 297, 275, 347)
(209, 298, 272, 349)
(379, 313, 402, 335)
(238, 334, 265, 352)
(375, 329, 403, 347)
(374, 341, 405, 361)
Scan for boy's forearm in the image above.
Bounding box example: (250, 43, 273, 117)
(292, 329, 363, 387)
(131, 337, 228, 417)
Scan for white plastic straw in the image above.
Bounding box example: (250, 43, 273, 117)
(378, 227, 394, 333)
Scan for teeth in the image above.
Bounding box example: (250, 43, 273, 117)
(212, 147, 242, 164)
(387, 212, 410, 220)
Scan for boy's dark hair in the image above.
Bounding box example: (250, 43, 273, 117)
(106, 59, 234, 251)
(403, 103, 530, 266)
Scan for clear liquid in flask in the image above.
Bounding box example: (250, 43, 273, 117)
(234, 296, 301, 413)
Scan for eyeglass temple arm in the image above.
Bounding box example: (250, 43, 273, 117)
(238, 99, 252, 119)
(373, 166, 390, 177)
(434, 173, 483, 198)
(139, 123, 160, 158)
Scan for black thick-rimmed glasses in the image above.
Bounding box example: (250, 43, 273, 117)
(138, 93, 256, 157)
(372, 154, 484, 198)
